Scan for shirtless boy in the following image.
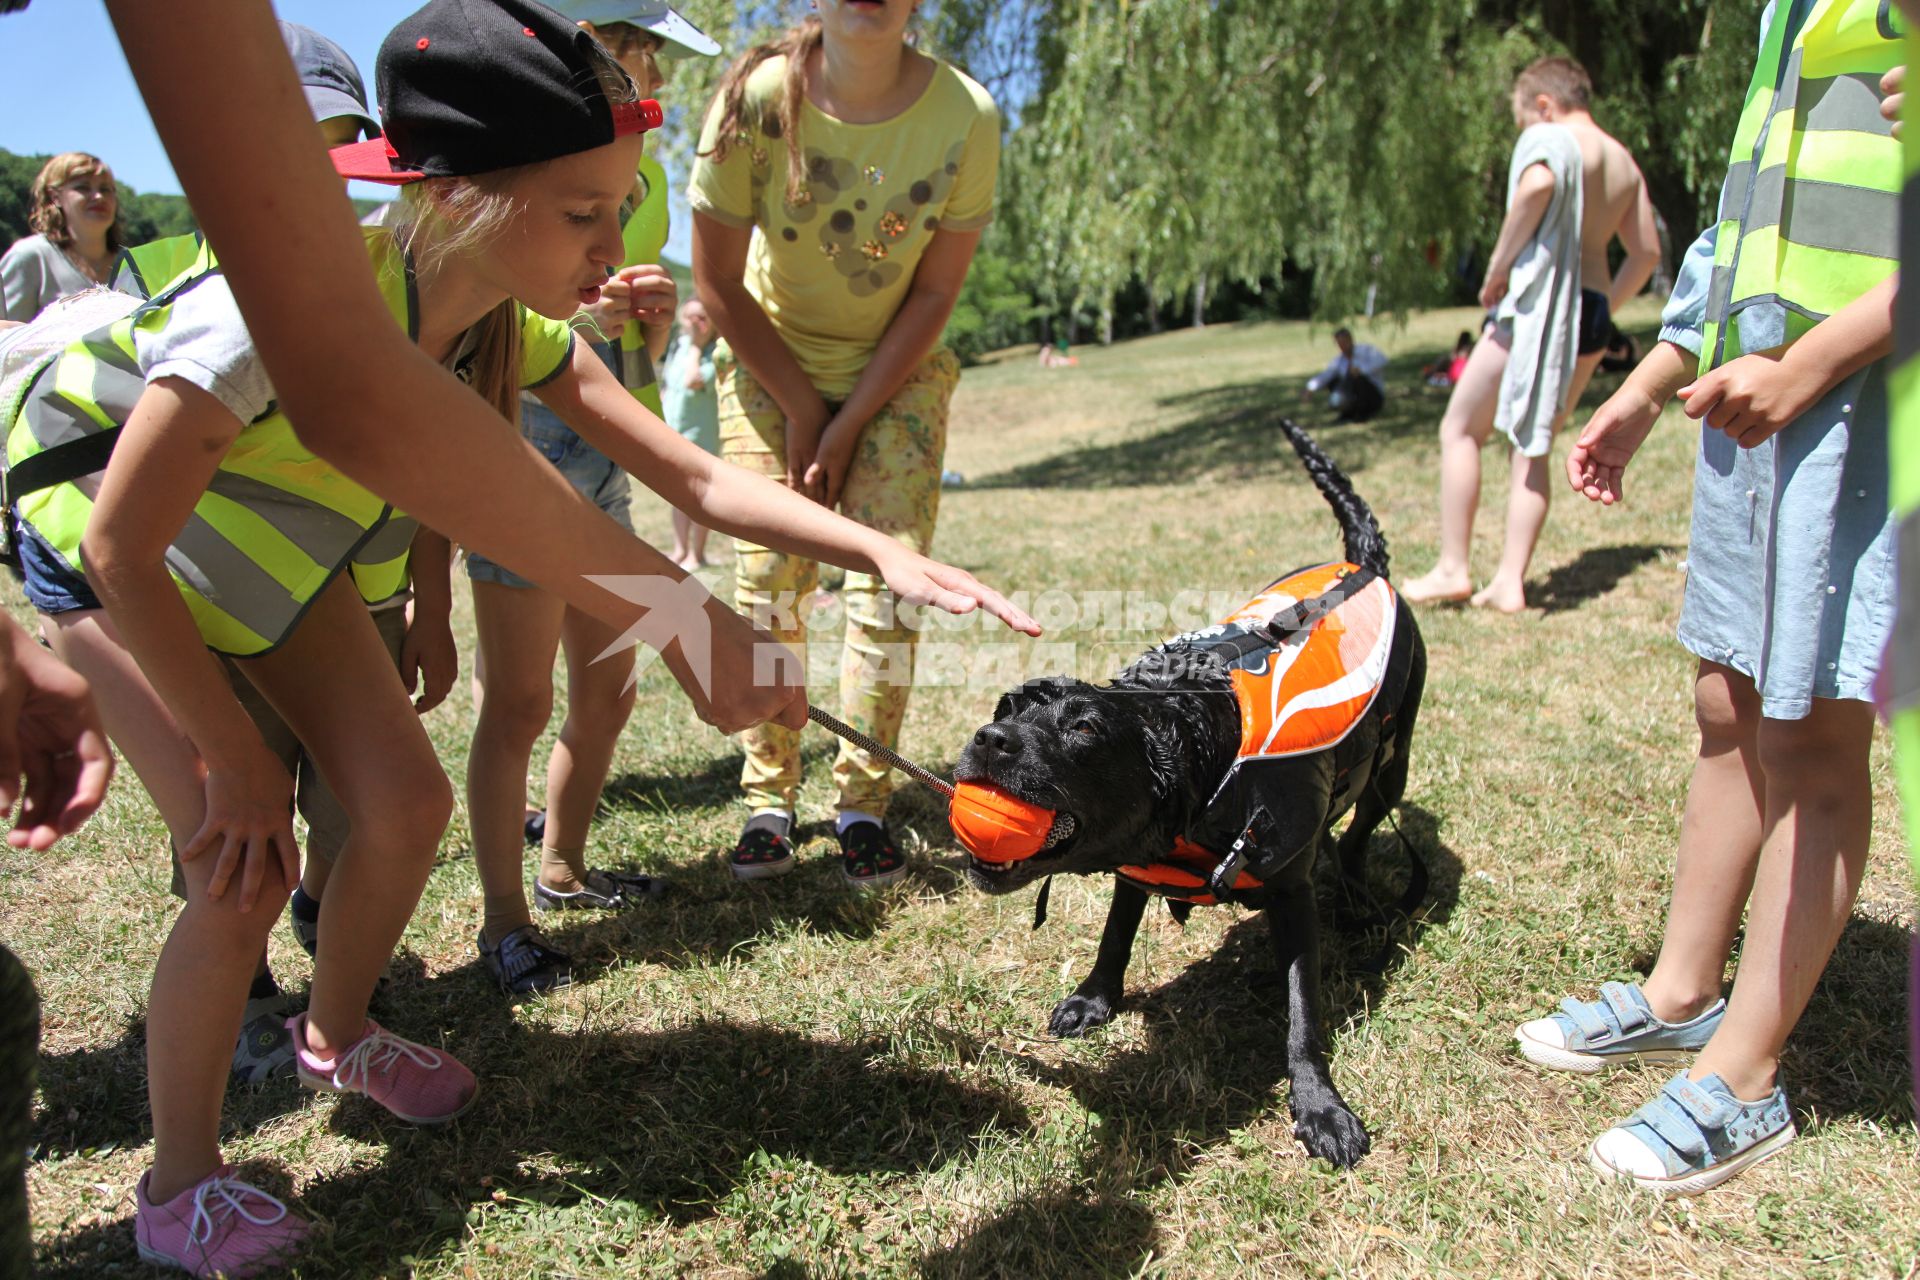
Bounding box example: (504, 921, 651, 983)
(1404, 57, 1660, 613)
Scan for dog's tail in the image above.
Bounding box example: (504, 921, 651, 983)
(1276, 418, 1389, 579)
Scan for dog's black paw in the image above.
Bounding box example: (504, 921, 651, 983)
(1048, 988, 1118, 1038)
(1291, 1101, 1370, 1167)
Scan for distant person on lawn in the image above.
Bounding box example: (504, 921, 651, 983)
(1302, 327, 1387, 422)
(1403, 57, 1660, 613)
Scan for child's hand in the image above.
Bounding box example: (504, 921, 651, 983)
(1567, 380, 1663, 505)
(581, 275, 634, 340)
(0, 624, 114, 852)
(669, 599, 809, 733)
(871, 544, 1043, 637)
(802, 420, 861, 510)
(400, 609, 458, 714)
(182, 747, 297, 912)
(784, 414, 825, 497)
(1883, 64, 1905, 138)
(1479, 268, 1509, 311)
(617, 264, 678, 324)
(1677, 351, 1823, 449)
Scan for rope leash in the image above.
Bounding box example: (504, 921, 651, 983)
(806, 704, 955, 798)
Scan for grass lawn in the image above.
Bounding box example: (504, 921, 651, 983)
(12, 303, 1915, 1277)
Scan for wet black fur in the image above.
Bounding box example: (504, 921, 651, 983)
(954, 419, 1425, 1167)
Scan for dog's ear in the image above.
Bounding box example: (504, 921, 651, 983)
(993, 675, 1080, 721)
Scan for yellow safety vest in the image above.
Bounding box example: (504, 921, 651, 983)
(1893, 24, 1920, 878)
(112, 232, 211, 301)
(5, 230, 575, 655)
(612, 153, 669, 416)
(1700, 0, 1903, 370)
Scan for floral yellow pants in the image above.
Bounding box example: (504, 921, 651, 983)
(718, 347, 958, 816)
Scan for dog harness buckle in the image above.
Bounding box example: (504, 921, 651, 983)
(1206, 805, 1277, 902)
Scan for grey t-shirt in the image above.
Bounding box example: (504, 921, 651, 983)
(1, 234, 100, 322)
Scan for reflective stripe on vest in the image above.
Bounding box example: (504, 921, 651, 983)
(1892, 24, 1920, 879)
(1700, 0, 1902, 369)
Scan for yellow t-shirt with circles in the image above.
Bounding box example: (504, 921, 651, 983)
(688, 54, 1000, 397)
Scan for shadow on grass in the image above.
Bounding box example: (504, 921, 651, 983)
(1529, 543, 1677, 615)
(36, 1017, 1035, 1277)
(915, 1195, 1159, 1280)
(1009, 802, 1460, 1192)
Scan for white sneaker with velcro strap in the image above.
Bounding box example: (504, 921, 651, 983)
(1515, 981, 1724, 1074)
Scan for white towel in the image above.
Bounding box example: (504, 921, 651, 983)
(1494, 123, 1584, 458)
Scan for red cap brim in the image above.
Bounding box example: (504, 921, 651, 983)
(328, 135, 425, 185)
(612, 99, 664, 139)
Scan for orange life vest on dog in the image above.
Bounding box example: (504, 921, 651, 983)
(1116, 562, 1401, 904)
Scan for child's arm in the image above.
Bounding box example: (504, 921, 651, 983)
(1609, 171, 1662, 313)
(1677, 273, 1897, 447)
(1480, 163, 1557, 309)
(692, 213, 833, 490)
(398, 527, 457, 714)
(533, 346, 1041, 636)
(804, 229, 982, 508)
(79, 377, 298, 909)
(1567, 340, 1698, 505)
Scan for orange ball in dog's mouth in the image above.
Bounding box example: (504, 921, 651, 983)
(949, 781, 1076, 865)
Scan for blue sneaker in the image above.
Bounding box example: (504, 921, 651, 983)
(1589, 1071, 1796, 1196)
(1515, 981, 1723, 1074)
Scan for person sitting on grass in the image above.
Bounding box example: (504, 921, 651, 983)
(1301, 326, 1387, 422)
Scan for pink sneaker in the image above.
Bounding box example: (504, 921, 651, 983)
(289, 1014, 478, 1124)
(135, 1165, 310, 1277)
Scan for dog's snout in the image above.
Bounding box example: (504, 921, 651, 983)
(974, 723, 1021, 756)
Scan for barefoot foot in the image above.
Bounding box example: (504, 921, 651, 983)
(1401, 570, 1472, 606)
(1468, 581, 1527, 613)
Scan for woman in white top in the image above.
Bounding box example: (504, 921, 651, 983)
(1, 152, 122, 321)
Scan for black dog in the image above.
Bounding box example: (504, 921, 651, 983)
(954, 419, 1425, 1167)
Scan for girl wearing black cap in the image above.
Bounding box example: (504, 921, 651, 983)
(10, 2, 1032, 1270)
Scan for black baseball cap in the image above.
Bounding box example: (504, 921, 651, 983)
(280, 21, 381, 140)
(330, 0, 661, 185)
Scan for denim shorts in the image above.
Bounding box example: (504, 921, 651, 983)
(15, 519, 101, 614)
(466, 392, 634, 591)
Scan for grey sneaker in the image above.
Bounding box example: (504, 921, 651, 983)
(477, 925, 574, 996)
(289, 898, 392, 997)
(232, 989, 297, 1083)
(1515, 981, 1724, 1074)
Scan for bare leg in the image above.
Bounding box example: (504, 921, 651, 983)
(45, 612, 285, 1206)
(1689, 696, 1876, 1101)
(467, 581, 566, 944)
(1474, 352, 1603, 613)
(688, 520, 711, 569)
(1403, 329, 1508, 604)
(238, 580, 453, 1056)
(1640, 662, 1767, 1022)
(670, 508, 692, 567)
(538, 607, 638, 887)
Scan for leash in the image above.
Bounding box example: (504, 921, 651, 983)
(806, 704, 955, 798)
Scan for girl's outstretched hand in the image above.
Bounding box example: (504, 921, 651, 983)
(872, 546, 1042, 637)
(181, 746, 298, 913)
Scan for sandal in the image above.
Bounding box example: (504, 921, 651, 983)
(838, 820, 907, 888)
(534, 867, 669, 912)
(1515, 981, 1723, 1073)
(477, 924, 574, 996)
(1588, 1070, 1796, 1196)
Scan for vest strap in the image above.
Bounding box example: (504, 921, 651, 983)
(4, 427, 122, 509)
(1259, 567, 1378, 642)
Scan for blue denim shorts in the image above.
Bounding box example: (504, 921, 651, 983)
(466, 393, 634, 591)
(15, 519, 101, 614)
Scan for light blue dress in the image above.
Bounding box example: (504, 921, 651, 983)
(660, 335, 718, 454)
(1660, 220, 1893, 720)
